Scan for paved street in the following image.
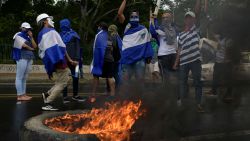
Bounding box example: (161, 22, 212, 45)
(1, 77, 250, 141)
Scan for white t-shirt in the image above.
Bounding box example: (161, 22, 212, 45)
(156, 29, 177, 56)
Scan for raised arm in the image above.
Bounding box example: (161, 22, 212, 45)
(194, 0, 201, 18)
(27, 31, 37, 49)
(118, 0, 126, 24)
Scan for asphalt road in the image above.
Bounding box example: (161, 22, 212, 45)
(1, 82, 250, 141)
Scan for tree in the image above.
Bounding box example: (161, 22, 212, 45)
(76, 0, 151, 42)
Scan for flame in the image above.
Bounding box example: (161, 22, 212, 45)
(44, 100, 145, 141)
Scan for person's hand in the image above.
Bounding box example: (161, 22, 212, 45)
(28, 47, 34, 51)
(173, 63, 178, 70)
(150, 14, 157, 19)
(27, 31, 33, 38)
(70, 60, 78, 66)
(145, 58, 151, 64)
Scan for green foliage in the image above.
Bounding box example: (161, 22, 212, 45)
(1, 0, 250, 64)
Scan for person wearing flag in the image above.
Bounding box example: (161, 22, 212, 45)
(118, 0, 154, 84)
(36, 13, 78, 111)
(150, 12, 178, 84)
(90, 22, 122, 102)
(106, 24, 123, 92)
(12, 22, 37, 101)
(59, 18, 85, 104)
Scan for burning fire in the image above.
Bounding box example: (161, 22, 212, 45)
(44, 100, 145, 141)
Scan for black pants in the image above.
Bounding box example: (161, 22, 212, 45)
(63, 66, 79, 97)
(106, 62, 120, 92)
(212, 62, 232, 95)
(158, 54, 177, 83)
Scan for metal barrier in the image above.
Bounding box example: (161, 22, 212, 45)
(0, 43, 13, 64)
(0, 42, 41, 64)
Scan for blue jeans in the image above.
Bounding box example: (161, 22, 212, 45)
(179, 60, 202, 104)
(15, 59, 33, 96)
(122, 60, 146, 82)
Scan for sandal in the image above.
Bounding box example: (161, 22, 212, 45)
(17, 95, 32, 101)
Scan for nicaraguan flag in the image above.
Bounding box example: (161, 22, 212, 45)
(90, 30, 108, 76)
(12, 32, 30, 61)
(38, 27, 66, 75)
(115, 35, 123, 77)
(149, 19, 160, 45)
(116, 35, 123, 61)
(121, 25, 153, 64)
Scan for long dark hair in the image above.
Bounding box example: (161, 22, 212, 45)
(98, 22, 108, 31)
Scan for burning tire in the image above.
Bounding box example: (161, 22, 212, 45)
(20, 110, 99, 141)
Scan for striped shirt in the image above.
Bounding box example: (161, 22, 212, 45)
(178, 25, 201, 66)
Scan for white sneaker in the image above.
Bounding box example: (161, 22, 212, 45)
(42, 104, 58, 111)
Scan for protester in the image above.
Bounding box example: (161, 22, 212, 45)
(150, 12, 178, 83)
(90, 22, 122, 102)
(173, 11, 204, 112)
(106, 24, 122, 93)
(208, 25, 233, 101)
(118, 0, 154, 84)
(59, 19, 85, 104)
(12, 22, 37, 101)
(36, 13, 78, 111)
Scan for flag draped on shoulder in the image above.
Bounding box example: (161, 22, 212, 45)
(121, 24, 153, 64)
(12, 32, 30, 61)
(38, 27, 66, 76)
(90, 30, 108, 76)
(149, 18, 160, 45)
(116, 35, 123, 58)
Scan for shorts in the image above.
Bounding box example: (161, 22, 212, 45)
(101, 61, 115, 78)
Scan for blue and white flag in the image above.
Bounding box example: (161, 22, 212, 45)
(116, 35, 123, 60)
(38, 27, 66, 75)
(12, 32, 30, 61)
(121, 24, 153, 64)
(90, 30, 108, 76)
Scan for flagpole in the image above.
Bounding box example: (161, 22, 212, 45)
(154, 0, 162, 16)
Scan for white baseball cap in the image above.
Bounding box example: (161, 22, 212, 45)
(36, 13, 53, 24)
(21, 22, 32, 29)
(185, 11, 196, 18)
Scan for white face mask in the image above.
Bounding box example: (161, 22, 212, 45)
(47, 18, 54, 28)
